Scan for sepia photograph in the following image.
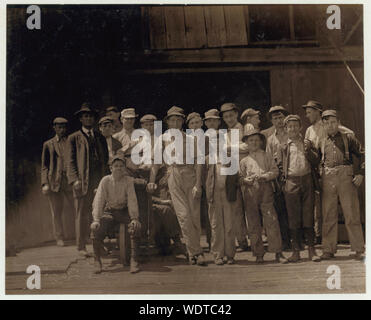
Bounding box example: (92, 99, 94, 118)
(4, 2, 366, 298)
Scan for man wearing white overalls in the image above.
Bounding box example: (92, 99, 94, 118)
(147, 106, 205, 265)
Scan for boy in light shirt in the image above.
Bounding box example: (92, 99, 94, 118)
(239, 128, 288, 264)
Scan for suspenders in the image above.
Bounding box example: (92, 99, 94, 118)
(321, 133, 350, 164)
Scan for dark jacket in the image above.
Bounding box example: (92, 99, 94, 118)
(205, 157, 239, 203)
(276, 138, 320, 190)
(67, 129, 109, 198)
(41, 136, 66, 192)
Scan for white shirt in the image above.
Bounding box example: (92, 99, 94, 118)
(82, 126, 94, 138)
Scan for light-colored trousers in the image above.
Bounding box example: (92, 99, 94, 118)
(168, 165, 202, 257)
(208, 187, 236, 260)
(244, 182, 282, 257)
(322, 166, 364, 254)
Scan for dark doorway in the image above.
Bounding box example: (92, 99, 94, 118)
(115, 71, 271, 129)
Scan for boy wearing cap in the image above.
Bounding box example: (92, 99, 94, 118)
(99, 116, 122, 164)
(113, 107, 138, 153)
(241, 108, 261, 131)
(90, 154, 141, 274)
(319, 110, 365, 261)
(187, 112, 203, 130)
(239, 128, 287, 264)
(265, 105, 290, 250)
(276, 115, 321, 262)
(41, 117, 73, 247)
(204, 109, 236, 264)
(106, 106, 123, 134)
(220, 103, 249, 251)
(67, 103, 109, 256)
(147, 106, 205, 265)
(186, 112, 211, 251)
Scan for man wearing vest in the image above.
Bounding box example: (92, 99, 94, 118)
(67, 103, 109, 256)
(303, 100, 354, 244)
(319, 110, 365, 261)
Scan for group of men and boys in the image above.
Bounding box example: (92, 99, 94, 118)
(41, 100, 365, 274)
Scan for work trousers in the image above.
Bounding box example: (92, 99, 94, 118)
(152, 203, 181, 248)
(284, 174, 315, 249)
(233, 187, 248, 245)
(244, 182, 282, 257)
(168, 165, 202, 257)
(47, 174, 74, 241)
(322, 166, 364, 254)
(91, 208, 140, 260)
(73, 172, 101, 251)
(208, 187, 236, 260)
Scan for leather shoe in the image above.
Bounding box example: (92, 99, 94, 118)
(320, 252, 335, 260)
(215, 258, 224, 266)
(276, 253, 288, 264)
(288, 251, 300, 263)
(130, 258, 140, 273)
(94, 259, 102, 274)
(196, 254, 207, 266)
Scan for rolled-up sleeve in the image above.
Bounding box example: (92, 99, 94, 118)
(126, 176, 139, 220)
(92, 177, 108, 223)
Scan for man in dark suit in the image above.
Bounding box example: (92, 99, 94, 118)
(98, 116, 122, 164)
(41, 117, 73, 247)
(67, 103, 109, 256)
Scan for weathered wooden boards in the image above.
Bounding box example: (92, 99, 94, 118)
(145, 5, 249, 50)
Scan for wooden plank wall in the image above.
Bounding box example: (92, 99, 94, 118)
(145, 5, 249, 49)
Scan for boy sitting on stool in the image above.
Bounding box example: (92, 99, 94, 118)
(90, 153, 141, 274)
(239, 128, 288, 264)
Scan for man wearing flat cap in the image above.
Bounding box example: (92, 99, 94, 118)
(319, 110, 365, 261)
(67, 102, 109, 256)
(220, 102, 249, 252)
(99, 116, 122, 164)
(41, 117, 73, 247)
(265, 105, 290, 250)
(113, 107, 138, 154)
(302, 100, 354, 244)
(105, 106, 123, 134)
(147, 106, 205, 265)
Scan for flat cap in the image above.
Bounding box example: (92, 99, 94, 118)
(165, 106, 185, 120)
(241, 108, 260, 122)
(121, 108, 138, 119)
(302, 100, 323, 112)
(322, 109, 338, 119)
(220, 103, 238, 114)
(74, 102, 98, 116)
(53, 117, 68, 125)
(140, 114, 157, 123)
(106, 106, 119, 113)
(186, 112, 202, 124)
(204, 109, 220, 120)
(242, 127, 265, 142)
(110, 152, 126, 165)
(98, 116, 114, 125)
(268, 105, 288, 118)
(284, 114, 302, 125)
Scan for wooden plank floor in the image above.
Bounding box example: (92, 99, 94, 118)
(6, 239, 365, 295)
